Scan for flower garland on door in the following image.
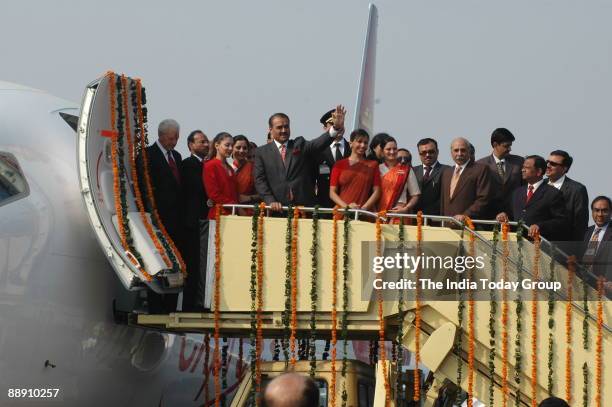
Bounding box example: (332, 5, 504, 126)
(309, 207, 320, 377)
(330, 207, 339, 407)
(376, 210, 390, 407)
(107, 72, 150, 281)
(414, 211, 424, 402)
(501, 222, 510, 407)
(132, 79, 185, 274)
(530, 232, 541, 407)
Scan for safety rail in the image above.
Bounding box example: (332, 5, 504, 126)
(221, 204, 609, 333)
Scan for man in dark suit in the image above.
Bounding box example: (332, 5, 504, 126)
(477, 128, 523, 216)
(581, 196, 612, 291)
(313, 109, 351, 208)
(137, 118, 185, 313)
(440, 137, 492, 222)
(413, 138, 450, 216)
(254, 106, 346, 211)
(496, 155, 568, 241)
(545, 150, 589, 245)
(181, 130, 209, 311)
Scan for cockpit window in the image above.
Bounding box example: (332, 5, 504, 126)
(0, 152, 29, 207)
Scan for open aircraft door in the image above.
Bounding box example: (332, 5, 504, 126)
(76, 73, 184, 294)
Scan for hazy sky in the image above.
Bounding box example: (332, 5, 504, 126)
(3, 0, 611, 200)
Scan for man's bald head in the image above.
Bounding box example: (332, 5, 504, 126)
(264, 373, 319, 407)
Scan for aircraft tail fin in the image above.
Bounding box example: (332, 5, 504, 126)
(352, 3, 378, 135)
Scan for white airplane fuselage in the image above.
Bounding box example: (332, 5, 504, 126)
(0, 82, 235, 407)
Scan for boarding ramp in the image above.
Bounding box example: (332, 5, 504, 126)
(135, 207, 610, 406)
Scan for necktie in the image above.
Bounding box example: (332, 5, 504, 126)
(449, 166, 461, 198)
(584, 227, 603, 266)
(167, 151, 180, 183)
(280, 144, 287, 164)
(334, 142, 343, 162)
(423, 166, 432, 182)
(496, 160, 505, 179)
(526, 185, 534, 203)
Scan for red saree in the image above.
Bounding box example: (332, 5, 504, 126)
(378, 164, 410, 212)
(234, 160, 255, 195)
(330, 158, 380, 208)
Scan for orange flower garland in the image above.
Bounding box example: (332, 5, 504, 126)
(331, 207, 338, 407)
(376, 210, 390, 407)
(414, 211, 423, 402)
(120, 75, 171, 271)
(565, 256, 575, 404)
(133, 79, 186, 276)
(213, 204, 222, 407)
(501, 222, 510, 407)
(290, 206, 299, 365)
(106, 72, 152, 282)
(256, 202, 265, 405)
(530, 232, 541, 407)
(464, 217, 476, 407)
(595, 276, 604, 407)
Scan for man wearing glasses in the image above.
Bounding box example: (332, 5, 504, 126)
(413, 138, 450, 216)
(477, 128, 524, 217)
(546, 150, 589, 246)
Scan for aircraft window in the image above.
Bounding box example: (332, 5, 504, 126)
(0, 152, 29, 207)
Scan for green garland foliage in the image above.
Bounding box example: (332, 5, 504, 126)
(309, 206, 320, 377)
(488, 225, 500, 407)
(395, 221, 406, 406)
(582, 274, 590, 350)
(582, 362, 589, 407)
(514, 221, 525, 406)
(249, 204, 259, 403)
(282, 206, 293, 363)
(221, 337, 228, 407)
(341, 211, 351, 407)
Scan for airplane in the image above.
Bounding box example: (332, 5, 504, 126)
(0, 4, 383, 406)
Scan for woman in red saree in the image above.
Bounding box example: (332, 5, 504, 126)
(231, 135, 259, 205)
(378, 137, 420, 216)
(329, 129, 381, 214)
(203, 132, 239, 219)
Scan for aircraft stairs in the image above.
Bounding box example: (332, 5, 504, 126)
(134, 208, 611, 406)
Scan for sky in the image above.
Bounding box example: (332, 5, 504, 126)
(2, 0, 612, 200)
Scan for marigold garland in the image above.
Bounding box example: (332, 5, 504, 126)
(133, 79, 185, 275)
(290, 206, 300, 365)
(488, 225, 500, 407)
(213, 204, 222, 407)
(282, 207, 293, 363)
(464, 217, 476, 407)
(514, 222, 526, 406)
(255, 203, 265, 403)
(595, 276, 604, 407)
(376, 210, 390, 407)
(530, 232, 541, 407)
(248, 204, 259, 404)
(414, 211, 423, 402)
(501, 222, 510, 407)
(309, 206, 320, 377)
(547, 256, 556, 395)
(124, 77, 172, 270)
(565, 256, 575, 405)
(395, 219, 406, 406)
(330, 207, 339, 407)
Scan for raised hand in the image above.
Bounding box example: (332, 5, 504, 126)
(332, 105, 347, 132)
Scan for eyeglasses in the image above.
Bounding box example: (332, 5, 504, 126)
(546, 160, 563, 167)
(419, 149, 437, 156)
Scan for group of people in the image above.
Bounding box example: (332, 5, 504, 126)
(139, 108, 611, 312)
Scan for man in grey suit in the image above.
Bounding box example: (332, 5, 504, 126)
(413, 138, 450, 216)
(477, 128, 523, 217)
(546, 150, 589, 247)
(254, 105, 346, 211)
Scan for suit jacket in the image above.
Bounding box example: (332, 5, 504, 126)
(313, 138, 351, 208)
(509, 182, 568, 241)
(254, 132, 334, 206)
(137, 143, 184, 244)
(557, 177, 589, 242)
(477, 154, 523, 216)
(181, 155, 208, 227)
(440, 161, 492, 219)
(581, 223, 612, 280)
(413, 162, 450, 216)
